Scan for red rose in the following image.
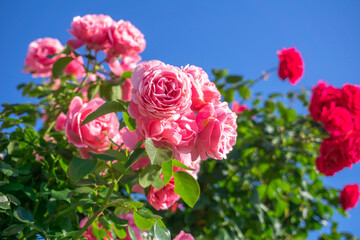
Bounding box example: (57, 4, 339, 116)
(315, 137, 351, 176)
(320, 103, 354, 136)
(343, 131, 360, 164)
(342, 84, 360, 116)
(309, 80, 342, 122)
(277, 47, 304, 85)
(339, 184, 360, 211)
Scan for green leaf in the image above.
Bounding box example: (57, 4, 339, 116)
(104, 149, 127, 162)
(52, 57, 73, 78)
(239, 85, 251, 100)
(14, 207, 34, 223)
(128, 226, 137, 240)
(81, 100, 128, 126)
(115, 207, 130, 216)
(87, 84, 100, 100)
(250, 188, 260, 205)
(114, 226, 127, 239)
(2, 224, 24, 236)
(74, 187, 93, 194)
(162, 160, 173, 186)
(109, 213, 128, 227)
(7, 194, 20, 205)
(144, 139, 173, 164)
(51, 189, 71, 201)
(88, 152, 118, 161)
(67, 157, 97, 182)
(226, 75, 243, 83)
(133, 212, 154, 230)
(125, 148, 145, 169)
(212, 69, 228, 81)
(173, 171, 200, 208)
(101, 83, 122, 101)
(0, 194, 10, 209)
(154, 220, 171, 240)
(121, 71, 133, 79)
(139, 165, 164, 190)
(123, 112, 136, 131)
(172, 159, 194, 171)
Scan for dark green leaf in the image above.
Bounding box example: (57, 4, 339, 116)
(239, 85, 251, 100)
(226, 75, 243, 83)
(14, 207, 34, 223)
(52, 57, 73, 78)
(125, 148, 145, 169)
(67, 157, 97, 182)
(109, 213, 128, 227)
(2, 224, 24, 236)
(0, 194, 10, 209)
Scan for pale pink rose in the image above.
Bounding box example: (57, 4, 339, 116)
(129, 61, 192, 121)
(108, 54, 142, 75)
(119, 212, 147, 240)
(51, 79, 62, 90)
(121, 78, 133, 101)
(174, 231, 195, 240)
(135, 110, 198, 154)
(65, 97, 119, 156)
(0, 154, 4, 159)
(114, 127, 141, 150)
(79, 217, 113, 240)
(64, 53, 85, 78)
(231, 101, 247, 114)
(68, 14, 115, 50)
(108, 20, 146, 57)
(54, 112, 67, 131)
(193, 102, 237, 160)
(182, 65, 221, 111)
(147, 177, 180, 210)
(131, 156, 150, 171)
(24, 38, 64, 78)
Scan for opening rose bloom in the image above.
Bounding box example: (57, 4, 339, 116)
(107, 20, 146, 58)
(65, 97, 119, 158)
(277, 47, 304, 85)
(339, 184, 360, 211)
(68, 14, 115, 50)
(147, 177, 180, 210)
(193, 102, 238, 160)
(174, 231, 195, 240)
(24, 38, 64, 78)
(129, 60, 192, 121)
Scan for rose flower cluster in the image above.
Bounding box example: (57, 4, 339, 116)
(277, 47, 304, 85)
(309, 81, 360, 176)
(128, 60, 238, 210)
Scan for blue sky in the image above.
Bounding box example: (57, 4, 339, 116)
(1, 1, 360, 238)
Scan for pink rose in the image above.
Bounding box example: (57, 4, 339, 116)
(54, 112, 67, 131)
(135, 110, 198, 154)
(131, 157, 150, 171)
(147, 177, 180, 210)
(316, 137, 351, 176)
(309, 80, 342, 122)
(79, 217, 113, 240)
(193, 102, 237, 160)
(108, 20, 146, 57)
(173, 152, 201, 179)
(174, 231, 195, 240)
(182, 65, 221, 111)
(320, 103, 355, 136)
(108, 54, 142, 75)
(65, 97, 119, 156)
(64, 53, 85, 79)
(231, 101, 247, 114)
(119, 212, 147, 240)
(129, 61, 192, 121)
(24, 38, 64, 78)
(68, 14, 115, 50)
(342, 84, 360, 116)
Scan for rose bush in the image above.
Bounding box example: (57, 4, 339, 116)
(0, 13, 359, 240)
